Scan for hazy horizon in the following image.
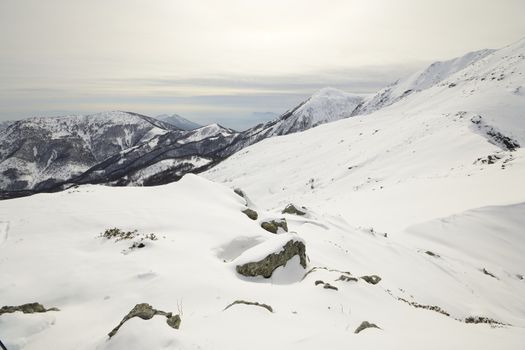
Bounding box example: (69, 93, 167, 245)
(1, 0, 524, 129)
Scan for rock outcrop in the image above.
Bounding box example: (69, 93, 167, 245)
(354, 321, 380, 334)
(282, 204, 306, 216)
(242, 208, 258, 220)
(0, 302, 59, 315)
(361, 275, 381, 285)
(108, 303, 181, 338)
(261, 219, 288, 233)
(236, 240, 306, 278)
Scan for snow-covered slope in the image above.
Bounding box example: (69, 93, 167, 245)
(220, 87, 363, 155)
(0, 111, 177, 193)
(156, 113, 202, 130)
(206, 38, 525, 232)
(281, 87, 363, 131)
(0, 175, 523, 350)
(181, 123, 237, 144)
(353, 49, 495, 115)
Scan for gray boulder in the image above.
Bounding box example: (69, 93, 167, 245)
(282, 204, 306, 216)
(236, 240, 306, 278)
(242, 208, 258, 220)
(261, 219, 288, 233)
(361, 275, 381, 285)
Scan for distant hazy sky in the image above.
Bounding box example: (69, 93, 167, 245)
(1, 0, 524, 129)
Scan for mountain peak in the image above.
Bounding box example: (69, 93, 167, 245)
(155, 113, 201, 130)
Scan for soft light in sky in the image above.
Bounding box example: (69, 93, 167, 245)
(0, 0, 524, 129)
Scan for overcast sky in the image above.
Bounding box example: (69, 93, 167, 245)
(1, 0, 524, 129)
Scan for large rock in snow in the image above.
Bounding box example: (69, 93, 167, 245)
(235, 236, 307, 278)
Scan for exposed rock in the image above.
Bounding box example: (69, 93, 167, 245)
(260, 219, 288, 233)
(166, 314, 182, 329)
(314, 280, 338, 290)
(101, 228, 138, 241)
(234, 188, 245, 198)
(470, 115, 520, 151)
(354, 321, 380, 334)
(242, 208, 258, 220)
(397, 297, 450, 317)
(336, 274, 358, 282)
(0, 302, 59, 316)
(236, 240, 307, 278)
(361, 275, 382, 285)
(425, 250, 440, 257)
(464, 316, 506, 325)
(223, 300, 273, 313)
(323, 283, 338, 291)
(108, 303, 181, 338)
(482, 268, 498, 279)
(282, 204, 306, 216)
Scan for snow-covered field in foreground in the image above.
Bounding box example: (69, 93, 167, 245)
(0, 175, 524, 349)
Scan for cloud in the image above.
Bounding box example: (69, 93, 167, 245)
(1, 0, 524, 128)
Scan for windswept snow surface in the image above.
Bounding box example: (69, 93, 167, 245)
(0, 175, 524, 349)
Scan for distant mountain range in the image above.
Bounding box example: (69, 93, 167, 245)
(155, 113, 202, 130)
(1, 41, 518, 199)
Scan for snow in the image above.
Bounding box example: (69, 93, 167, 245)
(0, 111, 174, 191)
(180, 123, 237, 144)
(263, 87, 363, 135)
(293, 87, 363, 126)
(1, 174, 524, 349)
(1, 39, 525, 350)
(355, 49, 495, 115)
(129, 156, 212, 185)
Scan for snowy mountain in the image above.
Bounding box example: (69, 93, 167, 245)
(206, 38, 525, 232)
(0, 111, 178, 195)
(220, 87, 364, 155)
(156, 113, 202, 130)
(69, 123, 239, 187)
(0, 42, 522, 201)
(0, 89, 362, 198)
(1, 39, 525, 350)
(352, 49, 495, 115)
